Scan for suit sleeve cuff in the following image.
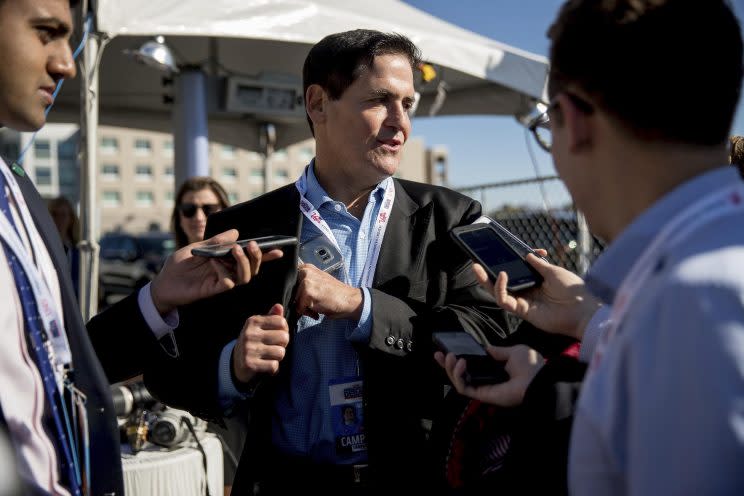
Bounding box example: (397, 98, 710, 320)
(347, 287, 372, 343)
(218, 339, 256, 411)
(137, 282, 179, 339)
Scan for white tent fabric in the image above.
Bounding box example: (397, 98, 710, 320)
(54, 0, 548, 151)
(95, 0, 548, 102)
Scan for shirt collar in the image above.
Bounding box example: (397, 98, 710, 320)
(585, 166, 741, 304)
(304, 160, 390, 210)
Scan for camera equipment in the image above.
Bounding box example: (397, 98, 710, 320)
(148, 408, 206, 448)
(111, 381, 158, 418)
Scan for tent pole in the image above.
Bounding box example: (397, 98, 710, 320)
(78, 31, 101, 321)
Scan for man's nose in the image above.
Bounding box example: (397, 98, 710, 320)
(49, 41, 77, 81)
(385, 102, 411, 137)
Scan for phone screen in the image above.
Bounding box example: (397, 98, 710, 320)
(457, 227, 536, 282)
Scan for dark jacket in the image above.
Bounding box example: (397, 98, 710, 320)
(143, 179, 513, 493)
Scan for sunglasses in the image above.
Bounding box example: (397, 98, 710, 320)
(178, 203, 221, 218)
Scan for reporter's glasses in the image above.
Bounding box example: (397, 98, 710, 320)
(178, 203, 221, 218)
(526, 93, 594, 153)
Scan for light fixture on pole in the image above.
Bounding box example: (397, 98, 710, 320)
(123, 36, 179, 74)
(124, 36, 209, 186)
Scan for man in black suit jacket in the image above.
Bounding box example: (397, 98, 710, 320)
(142, 30, 512, 494)
(0, 1, 274, 493)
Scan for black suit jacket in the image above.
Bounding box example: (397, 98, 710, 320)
(8, 171, 161, 495)
(143, 178, 512, 493)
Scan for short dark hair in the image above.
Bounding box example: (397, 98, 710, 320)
(547, 0, 743, 146)
(171, 176, 230, 248)
(302, 29, 421, 134)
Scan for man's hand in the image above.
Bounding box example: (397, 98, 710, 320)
(150, 229, 284, 315)
(232, 303, 290, 384)
(434, 345, 543, 407)
(294, 263, 363, 320)
(474, 250, 601, 341)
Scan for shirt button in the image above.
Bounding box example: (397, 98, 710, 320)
(334, 204, 342, 212)
(359, 231, 366, 239)
(385, 336, 395, 346)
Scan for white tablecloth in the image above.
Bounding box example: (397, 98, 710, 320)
(121, 434, 223, 496)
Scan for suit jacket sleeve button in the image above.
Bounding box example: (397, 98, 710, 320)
(406, 340, 413, 352)
(395, 338, 405, 350)
(385, 335, 395, 346)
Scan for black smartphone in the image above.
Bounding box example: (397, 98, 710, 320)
(433, 331, 509, 386)
(190, 235, 298, 258)
(450, 223, 543, 291)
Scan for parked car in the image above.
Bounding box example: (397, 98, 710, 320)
(98, 232, 175, 299)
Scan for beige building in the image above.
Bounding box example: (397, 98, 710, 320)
(0, 124, 448, 235)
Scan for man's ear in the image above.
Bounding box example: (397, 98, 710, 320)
(305, 84, 326, 128)
(558, 93, 593, 153)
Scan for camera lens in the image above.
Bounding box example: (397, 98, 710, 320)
(318, 249, 327, 256)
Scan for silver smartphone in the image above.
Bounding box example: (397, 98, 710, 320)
(298, 235, 343, 272)
(190, 235, 298, 258)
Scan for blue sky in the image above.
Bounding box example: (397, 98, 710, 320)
(402, 0, 744, 208)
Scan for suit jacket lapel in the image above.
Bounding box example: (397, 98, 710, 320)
(373, 179, 433, 287)
(15, 174, 79, 309)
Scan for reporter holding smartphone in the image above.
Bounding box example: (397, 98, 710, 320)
(438, 1, 744, 495)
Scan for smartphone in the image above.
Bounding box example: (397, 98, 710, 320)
(450, 223, 543, 291)
(298, 235, 344, 273)
(433, 332, 509, 386)
(190, 235, 298, 258)
(473, 215, 549, 263)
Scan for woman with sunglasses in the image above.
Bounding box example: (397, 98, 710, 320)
(171, 177, 230, 249)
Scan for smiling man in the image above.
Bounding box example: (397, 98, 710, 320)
(141, 29, 512, 494)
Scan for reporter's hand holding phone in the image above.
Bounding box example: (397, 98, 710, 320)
(434, 344, 544, 407)
(232, 303, 290, 384)
(474, 251, 602, 341)
(150, 229, 284, 315)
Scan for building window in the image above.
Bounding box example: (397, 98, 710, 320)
(220, 145, 236, 159)
(228, 192, 239, 204)
(102, 164, 119, 181)
(34, 141, 51, 160)
(298, 146, 314, 164)
(273, 169, 289, 180)
(135, 164, 153, 180)
(57, 140, 77, 161)
(165, 191, 174, 202)
(101, 137, 118, 155)
(222, 167, 238, 182)
(162, 140, 174, 158)
(136, 191, 154, 207)
(249, 168, 265, 183)
(134, 139, 152, 156)
(163, 166, 174, 179)
(272, 149, 288, 161)
(102, 191, 121, 207)
(35, 166, 52, 185)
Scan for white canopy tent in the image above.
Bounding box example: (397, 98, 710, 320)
(53, 0, 548, 318)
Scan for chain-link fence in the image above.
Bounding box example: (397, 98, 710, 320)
(455, 175, 605, 276)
